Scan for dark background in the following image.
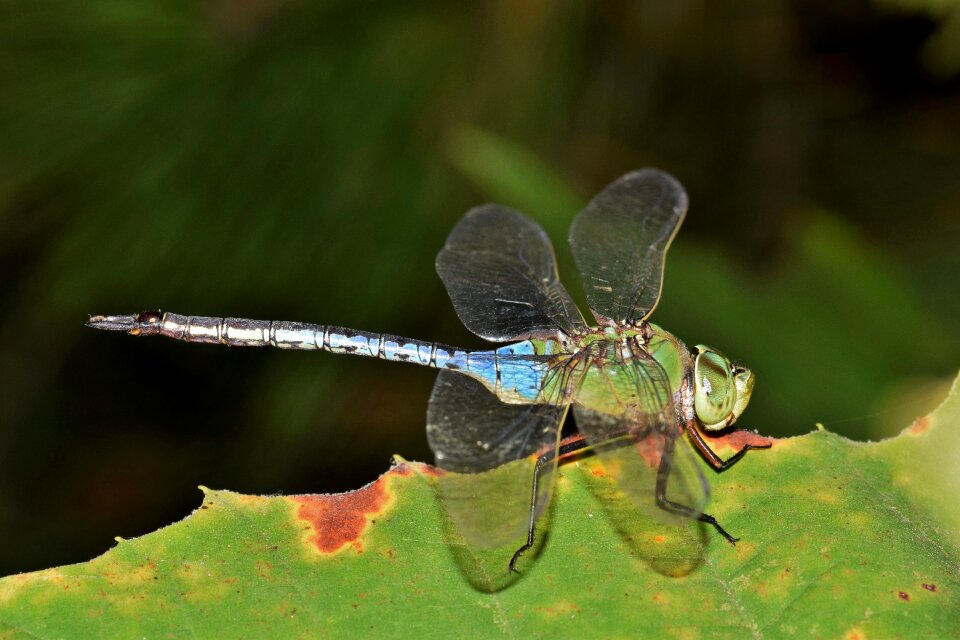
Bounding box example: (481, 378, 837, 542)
(1, 1, 958, 575)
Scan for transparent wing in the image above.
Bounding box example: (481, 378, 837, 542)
(572, 341, 708, 524)
(426, 360, 574, 549)
(437, 204, 587, 341)
(427, 368, 568, 473)
(569, 169, 688, 325)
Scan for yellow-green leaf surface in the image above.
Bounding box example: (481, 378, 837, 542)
(2, 376, 959, 639)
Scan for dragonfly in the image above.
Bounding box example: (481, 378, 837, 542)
(88, 168, 768, 573)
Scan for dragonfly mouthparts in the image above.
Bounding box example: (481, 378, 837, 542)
(86, 314, 139, 332)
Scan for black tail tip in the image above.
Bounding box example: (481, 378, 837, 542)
(86, 314, 138, 331)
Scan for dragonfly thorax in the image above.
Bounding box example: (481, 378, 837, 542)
(622, 324, 756, 432)
(575, 323, 649, 348)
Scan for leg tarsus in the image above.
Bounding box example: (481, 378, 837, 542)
(714, 442, 770, 471)
(698, 512, 738, 544)
(509, 532, 533, 574)
(508, 450, 553, 574)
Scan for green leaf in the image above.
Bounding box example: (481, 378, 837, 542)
(2, 375, 959, 638)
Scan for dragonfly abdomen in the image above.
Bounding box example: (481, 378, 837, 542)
(442, 340, 556, 404)
(86, 311, 463, 368)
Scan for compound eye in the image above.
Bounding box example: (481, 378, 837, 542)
(730, 365, 755, 424)
(693, 346, 736, 429)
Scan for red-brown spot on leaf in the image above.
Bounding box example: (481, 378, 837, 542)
(703, 428, 775, 451)
(635, 432, 667, 468)
(291, 464, 408, 555)
(909, 416, 931, 435)
(922, 583, 937, 592)
(256, 561, 274, 580)
(898, 591, 910, 601)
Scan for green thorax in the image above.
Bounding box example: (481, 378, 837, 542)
(515, 323, 692, 404)
(640, 324, 692, 394)
(555, 323, 692, 393)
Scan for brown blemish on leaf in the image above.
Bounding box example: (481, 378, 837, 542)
(898, 591, 909, 601)
(635, 432, 667, 468)
(922, 583, 937, 592)
(255, 561, 274, 581)
(291, 464, 411, 555)
(756, 581, 769, 599)
(535, 601, 581, 617)
(580, 457, 620, 480)
(653, 534, 666, 544)
(844, 629, 866, 640)
(703, 429, 775, 452)
(0, 570, 66, 604)
(909, 415, 931, 435)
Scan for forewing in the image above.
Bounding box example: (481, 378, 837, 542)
(569, 169, 688, 325)
(572, 341, 708, 524)
(426, 365, 571, 549)
(437, 204, 587, 341)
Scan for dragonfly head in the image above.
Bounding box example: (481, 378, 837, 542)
(691, 345, 754, 431)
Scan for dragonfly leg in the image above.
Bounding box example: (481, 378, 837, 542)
(655, 435, 739, 544)
(509, 437, 590, 574)
(508, 457, 542, 574)
(686, 421, 771, 472)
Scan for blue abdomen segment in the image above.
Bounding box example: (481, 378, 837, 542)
(444, 340, 552, 403)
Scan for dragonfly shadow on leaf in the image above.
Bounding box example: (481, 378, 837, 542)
(574, 454, 707, 578)
(428, 459, 557, 592)
(425, 450, 706, 593)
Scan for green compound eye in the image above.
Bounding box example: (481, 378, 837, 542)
(693, 345, 736, 430)
(730, 365, 755, 425)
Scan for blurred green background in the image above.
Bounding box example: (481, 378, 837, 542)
(1, 1, 958, 575)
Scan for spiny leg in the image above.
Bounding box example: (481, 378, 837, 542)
(509, 436, 590, 574)
(655, 434, 738, 544)
(686, 421, 771, 472)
